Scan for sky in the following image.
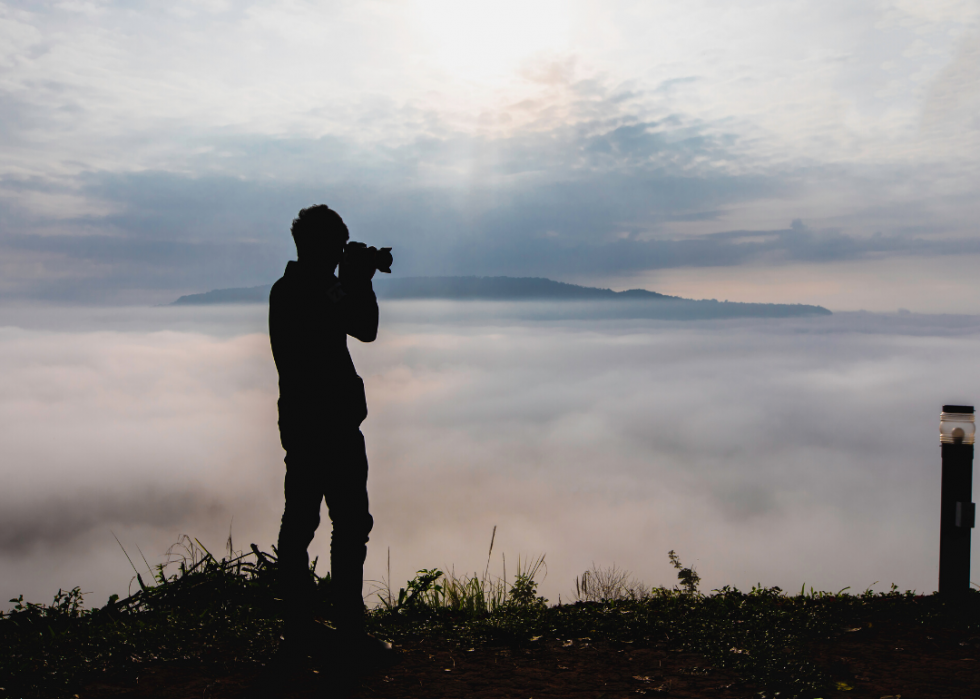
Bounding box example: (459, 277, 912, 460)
(1, 0, 979, 310)
(2, 1, 980, 608)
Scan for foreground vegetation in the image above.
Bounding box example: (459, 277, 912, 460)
(2, 535, 979, 699)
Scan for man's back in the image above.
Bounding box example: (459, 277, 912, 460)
(270, 259, 378, 434)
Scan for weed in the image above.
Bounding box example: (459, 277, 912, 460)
(508, 554, 548, 609)
(372, 528, 547, 616)
(668, 549, 701, 595)
(575, 563, 649, 602)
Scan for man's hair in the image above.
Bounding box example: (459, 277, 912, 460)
(290, 205, 348, 256)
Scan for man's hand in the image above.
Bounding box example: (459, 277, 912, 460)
(341, 242, 378, 283)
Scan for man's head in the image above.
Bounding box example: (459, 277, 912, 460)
(291, 205, 349, 268)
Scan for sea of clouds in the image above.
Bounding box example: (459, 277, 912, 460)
(2, 301, 979, 611)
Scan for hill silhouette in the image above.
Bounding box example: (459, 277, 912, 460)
(171, 276, 831, 319)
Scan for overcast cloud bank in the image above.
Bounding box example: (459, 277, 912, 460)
(1, 303, 977, 610)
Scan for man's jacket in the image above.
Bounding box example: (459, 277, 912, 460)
(269, 260, 378, 443)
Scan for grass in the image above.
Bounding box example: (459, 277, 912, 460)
(2, 535, 980, 699)
(372, 526, 548, 615)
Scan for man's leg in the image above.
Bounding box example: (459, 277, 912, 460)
(277, 453, 325, 646)
(323, 429, 374, 637)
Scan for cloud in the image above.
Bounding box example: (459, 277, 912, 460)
(2, 158, 977, 303)
(1, 1, 979, 307)
(0, 489, 228, 555)
(2, 304, 979, 609)
(0, 72, 959, 302)
(0, 76, 789, 301)
(920, 27, 980, 140)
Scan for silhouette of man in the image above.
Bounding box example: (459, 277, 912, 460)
(269, 205, 381, 659)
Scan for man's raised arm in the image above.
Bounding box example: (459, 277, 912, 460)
(338, 275, 379, 343)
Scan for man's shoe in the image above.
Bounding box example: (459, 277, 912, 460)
(268, 637, 310, 673)
(307, 621, 344, 652)
(351, 633, 398, 673)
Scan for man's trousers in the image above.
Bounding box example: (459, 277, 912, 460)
(277, 427, 374, 638)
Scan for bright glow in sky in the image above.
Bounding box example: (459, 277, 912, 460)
(410, 0, 572, 86)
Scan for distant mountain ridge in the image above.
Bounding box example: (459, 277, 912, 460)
(171, 276, 680, 304)
(376, 276, 681, 301)
(171, 285, 274, 305)
(170, 275, 831, 319)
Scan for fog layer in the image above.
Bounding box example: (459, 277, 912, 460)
(1, 303, 977, 610)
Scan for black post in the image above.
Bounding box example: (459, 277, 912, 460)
(938, 405, 976, 596)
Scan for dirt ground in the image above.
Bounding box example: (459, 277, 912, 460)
(78, 619, 980, 699)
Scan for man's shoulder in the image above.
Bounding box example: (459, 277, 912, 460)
(270, 262, 300, 301)
(270, 274, 288, 296)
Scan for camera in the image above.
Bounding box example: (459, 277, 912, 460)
(344, 241, 393, 274)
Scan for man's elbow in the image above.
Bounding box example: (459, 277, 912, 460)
(353, 327, 378, 343)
